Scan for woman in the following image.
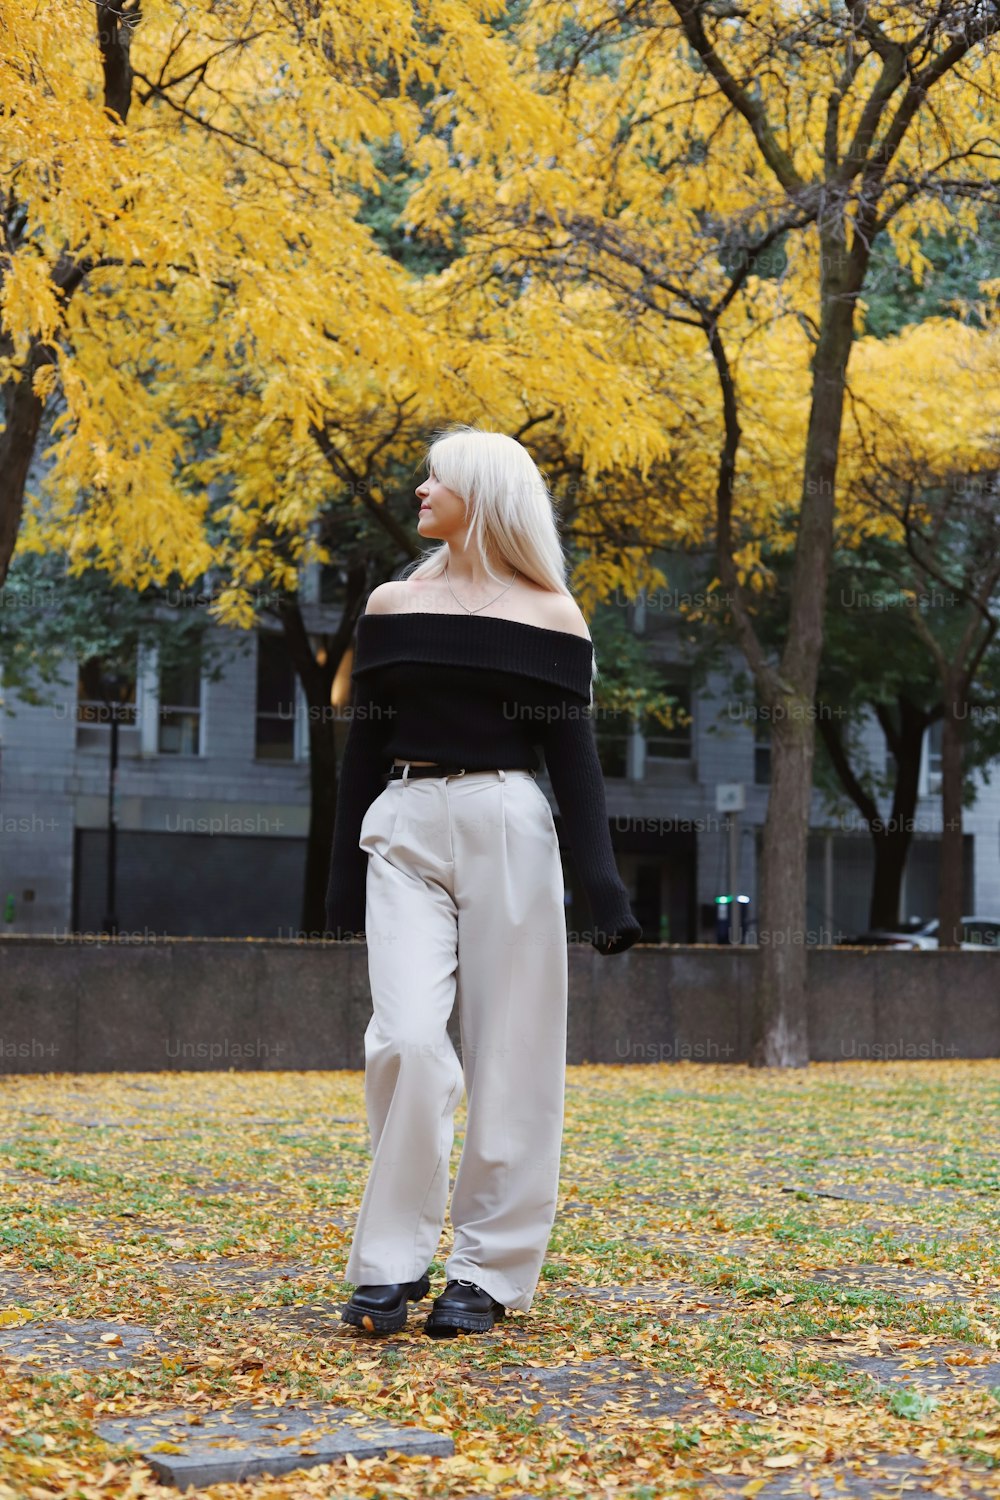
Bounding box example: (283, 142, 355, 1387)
(325, 425, 641, 1338)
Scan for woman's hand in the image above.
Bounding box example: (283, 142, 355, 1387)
(591, 919, 642, 956)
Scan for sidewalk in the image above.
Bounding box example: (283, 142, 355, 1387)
(1, 1062, 998, 1497)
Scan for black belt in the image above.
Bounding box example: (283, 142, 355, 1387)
(386, 763, 535, 781)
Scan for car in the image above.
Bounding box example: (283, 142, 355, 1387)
(843, 915, 1000, 951)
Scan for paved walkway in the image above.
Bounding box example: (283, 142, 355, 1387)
(1, 1064, 998, 1496)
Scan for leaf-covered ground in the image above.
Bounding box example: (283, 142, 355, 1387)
(1, 1061, 998, 1499)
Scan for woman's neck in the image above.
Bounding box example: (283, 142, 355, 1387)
(443, 558, 515, 589)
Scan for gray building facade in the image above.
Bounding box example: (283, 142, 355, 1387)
(1, 567, 996, 944)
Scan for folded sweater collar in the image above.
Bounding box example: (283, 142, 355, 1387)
(352, 611, 594, 700)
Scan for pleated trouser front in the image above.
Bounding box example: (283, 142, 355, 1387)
(343, 765, 568, 1313)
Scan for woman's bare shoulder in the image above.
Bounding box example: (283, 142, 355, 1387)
(363, 581, 410, 616)
(363, 578, 591, 641)
(534, 592, 593, 642)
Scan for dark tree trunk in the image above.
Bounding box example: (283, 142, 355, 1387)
(815, 690, 929, 924)
(869, 698, 927, 929)
(274, 570, 370, 937)
(755, 699, 816, 1065)
(0, 345, 46, 589)
(869, 833, 911, 930)
(95, 0, 138, 123)
(816, 695, 930, 931)
(751, 230, 863, 1067)
(274, 599, 339, 937)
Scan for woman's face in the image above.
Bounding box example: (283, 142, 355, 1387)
(415, 467, 468, 541)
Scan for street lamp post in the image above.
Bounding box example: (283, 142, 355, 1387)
(99, 670, 126, 936)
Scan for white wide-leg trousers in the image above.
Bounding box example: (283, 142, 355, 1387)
(343, 765, 568, 1313)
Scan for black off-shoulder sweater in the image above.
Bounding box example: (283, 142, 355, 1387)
(324, 610, 642, 955)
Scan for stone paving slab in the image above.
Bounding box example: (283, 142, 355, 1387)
(0, 1317, 173, 1371)
(15, 1112, 153, 1129)
(642, 1232, 762, 1257)
(249, 1300, 390, 1337)
(806, 1153, 930, 1171)
(609, 1189, 846, 1221)
(771, 1181, 967, 1207)
(0, 1168, 102, 1195)
(709, 1453, 997, 1500)
(246, 1276, 547, 1341)
(175, 1177, 288, 1197)
(549, 1280, 736, 1319)
(13, 1213, 194, 1245)
(792, 1338, 1000, 1393)
(851, 1219, 986, 1244)
(0, 1167, 62, 1186)
(0, 1266, 61, 1303)
(461, 1356, 757, 1439)
(96, 1400, 453, 1486)
(802, 1264, 979, 1304)
(249, 1299, 536, 1341)
(152, 1259, 326, 1290)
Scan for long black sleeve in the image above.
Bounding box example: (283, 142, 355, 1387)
(539, 698, 642, 956)
(324, 674, 394, 937)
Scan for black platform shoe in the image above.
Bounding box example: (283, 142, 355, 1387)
(341, 1271, 432, 1334)
(423, 1277, 507, 1337)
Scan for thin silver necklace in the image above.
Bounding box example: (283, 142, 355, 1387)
(444, 563, 519, 615)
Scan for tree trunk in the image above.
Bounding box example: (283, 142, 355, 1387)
(273, 599, 339, 937)
(868, 697, 928, 929)
(938, 687, 965, 949)
(754, 699, 815, 1065)
(816, 695, 929, 931)
(0, 345, 46, 589)
(751, 231, 863, 1066)
(869, 830, 912, 930)
(274, 574, 369, 938)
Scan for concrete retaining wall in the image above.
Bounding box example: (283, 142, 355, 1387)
(1, 937, 996, 1072)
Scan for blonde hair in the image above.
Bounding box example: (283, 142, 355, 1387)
(400, 423, 598, 699)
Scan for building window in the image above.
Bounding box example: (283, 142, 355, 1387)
(594, 706, 630, 778)
(319, 563, 347, 607)
(921, 720, 943, 796)
(643, 670, 693, 761)
(256, 632, 297, 761)
(754, 716, 771, 785)
(158, 653, 203, 755)
(76, 654, 139, 750)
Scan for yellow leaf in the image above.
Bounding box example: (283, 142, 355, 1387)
(0, 1308, 34, 1327)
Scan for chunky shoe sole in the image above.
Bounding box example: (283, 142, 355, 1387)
(341, 1272, 432, 1334)
(423, 1297, 506, 1338)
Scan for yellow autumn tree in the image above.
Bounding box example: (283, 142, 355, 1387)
(2, 0, 586, 608)
(837, 316, 1000, 951)
(5, 2, 998, 1020)
(397, 0, 1000, 1063)
(2, 0, 695, 941)
(4, 0, 700, 626)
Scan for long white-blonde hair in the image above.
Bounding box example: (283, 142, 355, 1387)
(399, 423, 598, 697)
